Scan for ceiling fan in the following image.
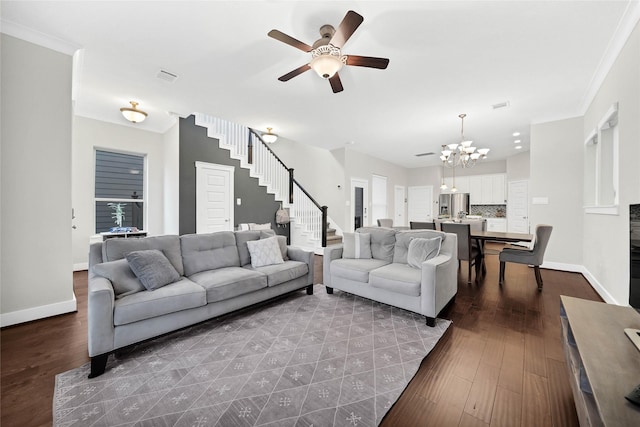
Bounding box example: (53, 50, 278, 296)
(268, 10, 389, 93)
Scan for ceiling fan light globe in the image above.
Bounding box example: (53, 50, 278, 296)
(310, 54, 343, 79)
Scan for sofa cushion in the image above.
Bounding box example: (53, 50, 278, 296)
(102, 235, 184, 276)
(188, 267, 268, 302)
(369, 263, 422, 297)
(330, 258, 390, 283)
(394, 230, 447, 264)
(180, 231, 240, 276)
(246, 236, 284, 268)
(92, 259, 145, 298)
(113, 278, 206, 326)
(244, 260, 309, 287)
(343, 232, 372, 259)
(407, 236, 442, 269)
(126, 249, 181, 290)
(357, 227, 396, 262)
(235, 230, 279, 266)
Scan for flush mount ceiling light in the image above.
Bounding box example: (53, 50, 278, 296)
(262, 127, 278, 143)
(120, 101, 147, 123)
(440, 114, 490, 169)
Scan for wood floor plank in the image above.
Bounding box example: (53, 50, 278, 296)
(464, 363, 500, 423)
(524, 333, 547, 377)
(490, 386, 522, 427)
(546, 358, 580, 427)
(521, 372, 552, 427)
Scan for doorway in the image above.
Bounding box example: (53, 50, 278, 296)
(407, 186, 433, 222)
(351, 178, 369, 231)
(394, 185, 406, 226)
(507, 180, 529, 233)
(195, 162, 234, 233)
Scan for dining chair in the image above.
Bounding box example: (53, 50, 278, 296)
(440, 222, 482, 285)
(499, 225, 553, 290)
(377, 218, 394, 227)
(410, 221, 436, 230)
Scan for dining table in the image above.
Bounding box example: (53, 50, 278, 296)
(469, 230, 534, 276)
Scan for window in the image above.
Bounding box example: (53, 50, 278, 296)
(371, 174, 388, 224)
(584, 103, 619, 215)
(95, 150, 145, 232)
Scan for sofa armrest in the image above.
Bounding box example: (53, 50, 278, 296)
(419, 250, 458, 317)
(87, 276, 116, 357)
(322, 245, 344, 287)
(287, 247, 315, 285)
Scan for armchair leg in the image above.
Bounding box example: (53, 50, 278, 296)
(88, 353, 109, 379)
(325, 286, 334, 294)
(534, 266, 543, 290)
(499, 261, 505, 285)
(468, 262, 472, 285)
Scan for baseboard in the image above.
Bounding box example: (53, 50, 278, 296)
(0, 294, 77, 327)
(540, 261, 583, 273)
(73, 262, 88, 272)
(579, 266, 619, 305)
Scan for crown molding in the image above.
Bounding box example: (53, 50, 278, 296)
(579, 0, 640, 114)
(1, 19, 80, 55)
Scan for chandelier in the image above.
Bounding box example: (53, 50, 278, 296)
(440, 114, 489, 169)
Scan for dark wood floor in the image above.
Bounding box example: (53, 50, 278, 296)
(1, 245, 600, 427)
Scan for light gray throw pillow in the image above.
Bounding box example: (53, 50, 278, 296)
(246, 236, 285, 268)
(407, 236, 442, 268)
(126, 249, 181, 290)
(92, 259, 145, 298)
(343, 232, 372, 259)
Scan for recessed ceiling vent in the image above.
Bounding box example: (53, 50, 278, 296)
(157, 69, 179, 83)
(415, 152, 435, 157)
(492, 101, 510, 109)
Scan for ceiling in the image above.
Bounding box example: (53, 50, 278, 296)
(2, 1, 637, 168)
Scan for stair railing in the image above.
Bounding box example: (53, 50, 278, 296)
(248, 129, 328, 247)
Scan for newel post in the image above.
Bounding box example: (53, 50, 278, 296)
(247, 130, 253, 165)
(288, 168, 294, 204)
(321, 206, 328, 247)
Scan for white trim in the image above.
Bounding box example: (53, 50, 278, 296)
(73, 262, 88, 272)
(584, 205, 619, 215)
(579, 0, 640, 114)
(0, 295, 77, 327)
(0, 19, 80, 55)
(580, 266, 620, 305)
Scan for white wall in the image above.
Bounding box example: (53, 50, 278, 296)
(269, 137, 346, 230)
(581, 21, 640, 305)
(529, 117, 584, 267)
(506, 151, 530, 182)
(163, 122, 180, 234)
(72, 116, 167, 268)
(1, 34, 75, 325)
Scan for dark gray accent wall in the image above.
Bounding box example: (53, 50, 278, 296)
(179, 115, 289, 240)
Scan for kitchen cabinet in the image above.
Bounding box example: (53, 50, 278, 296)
(469, 176, 482, 204)
(486, 218, 507, 232)
(443, 173, 506, 204)
(491, 174, 506, 204)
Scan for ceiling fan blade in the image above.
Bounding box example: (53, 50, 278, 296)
(346, 55, 390, 69)
(268, 29, 313, 52)
(330, 10, 364, 48)
(329, 73, 344, 93)
(278, 64, 311, 82)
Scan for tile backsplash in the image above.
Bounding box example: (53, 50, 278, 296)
(470, 204, 507, 218)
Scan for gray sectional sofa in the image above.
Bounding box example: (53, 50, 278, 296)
(323, 227, 458, 326)
(87, 230, 314, 378)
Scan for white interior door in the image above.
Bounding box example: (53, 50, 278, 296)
(394, 185, 406, 226)
(196, 162, 234, 233)
(407, 186, 433, 222)
(507, 180, 529, 233)
(351, 178, 369, 230)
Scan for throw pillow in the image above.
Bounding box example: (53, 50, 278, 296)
(248, 222, 272, 231)
(246, 236, 285, 268)
(125, 249, 181, 291)
(407, 236, 442, 269)
(343, 232, 372, 259)
(92, 259, 145, 298)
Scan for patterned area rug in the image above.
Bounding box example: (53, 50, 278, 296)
(53, 285, 450, 426)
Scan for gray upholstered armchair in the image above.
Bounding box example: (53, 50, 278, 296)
(499, 224, 553, 290)
(440, 222, 482, 285)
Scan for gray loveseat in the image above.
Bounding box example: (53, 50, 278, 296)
(88, 230, 314, 378)
(323, 227, 458, 326)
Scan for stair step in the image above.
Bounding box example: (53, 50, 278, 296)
(326, 235, 342, 245)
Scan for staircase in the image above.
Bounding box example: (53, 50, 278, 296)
(193, 113, 341, 251)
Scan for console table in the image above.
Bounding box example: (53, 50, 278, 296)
(560, 296, 640, 426)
